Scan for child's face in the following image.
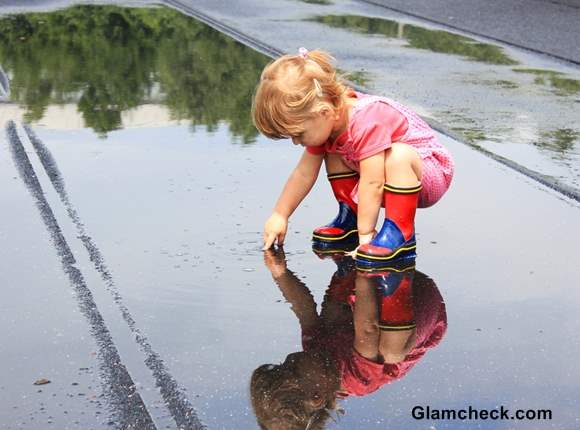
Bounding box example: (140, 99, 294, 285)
(291, 107, 337, 148)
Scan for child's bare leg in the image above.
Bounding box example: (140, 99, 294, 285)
(384, 143, 422, 186)
(312, 153, 359, 248)
(379, 328, 416, 364)
(352, 275, 380, 361)
(356, 143, 423, 263)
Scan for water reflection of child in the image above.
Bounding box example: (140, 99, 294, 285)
(252, 48, 453, 265)
(250, 250, 447, 429)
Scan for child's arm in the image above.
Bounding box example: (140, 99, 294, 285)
(357, 152, 386, 245)
(263, 249, 319, 331)
(263, 150, 323, 249)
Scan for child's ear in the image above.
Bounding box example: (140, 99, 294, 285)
(319, 105, 334, 118)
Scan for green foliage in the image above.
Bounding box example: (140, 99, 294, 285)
(0, 5, 269, 141)
(536, 129, 579, 153)
(512, 68, 580, 96)
(339, 68, 371, 86)
(309, 15, 518, 65)
(451, 126, 488, 142)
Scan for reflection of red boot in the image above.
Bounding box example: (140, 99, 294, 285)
(312, 172, 359, 251)
(377, 270, 416, 332)
(356, 183, 421, 268)
(324, 256, 357, 305)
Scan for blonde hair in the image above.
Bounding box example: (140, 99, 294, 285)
(252, 49, 348, 139)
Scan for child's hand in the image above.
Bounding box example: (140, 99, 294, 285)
(348, 231, 376, 257)
(263, 212, 288, 250)
(358, 230, 376, 246)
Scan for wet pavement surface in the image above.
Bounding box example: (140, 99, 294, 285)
(2, 1, 580, 193)
(165, 0, 580, 196)
(1, 3, 580, 430)
(356, 0, 580, 64)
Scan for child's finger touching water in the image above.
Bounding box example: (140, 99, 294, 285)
(277, 231, 286, 246)
(263, 212, 288, 249)
(262, 233, 276, 250)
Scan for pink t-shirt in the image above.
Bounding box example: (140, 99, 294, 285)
(306, 91, 454, 207)
(306, 91, 408, 169)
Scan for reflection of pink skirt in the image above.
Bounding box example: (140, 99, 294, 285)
(349, 152, 454, 209)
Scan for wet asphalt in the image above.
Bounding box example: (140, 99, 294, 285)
(2, 115, 580, 429)
(165, 0, 580, 195)
(1, 0, 580, 192)
(357, 0, 580, 65)
(0, 1, 580, 429)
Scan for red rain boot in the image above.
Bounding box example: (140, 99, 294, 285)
(356, 183, 421, 268)
(376, 269, 416, 332)
(312, 171, 359, 251)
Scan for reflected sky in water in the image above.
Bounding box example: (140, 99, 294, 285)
(0, 5, 268, 140)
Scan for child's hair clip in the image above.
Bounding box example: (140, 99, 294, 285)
(298, 47, 309, 59)
(313, 78, 324, 97)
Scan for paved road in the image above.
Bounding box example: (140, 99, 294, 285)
(2, 0, 580, 195)
(359, 0, 580, 64)
(1, 2, 580, 428)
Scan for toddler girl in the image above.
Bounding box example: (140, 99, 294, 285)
(252, 48, 453, 265)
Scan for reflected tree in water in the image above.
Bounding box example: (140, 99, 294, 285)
(0, 5, 269, 141)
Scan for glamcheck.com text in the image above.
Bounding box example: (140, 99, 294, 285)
(412, 405, 552, 421)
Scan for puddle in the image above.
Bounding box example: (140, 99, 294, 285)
(308, 14, 518, 65)
(255, 251, 447, 429)
(0, 4, 269, 140)
(1, 3, 580, 430)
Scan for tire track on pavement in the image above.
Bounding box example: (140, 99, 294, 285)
(6, 120, 157, 430)
(22, 124, 206, 430)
